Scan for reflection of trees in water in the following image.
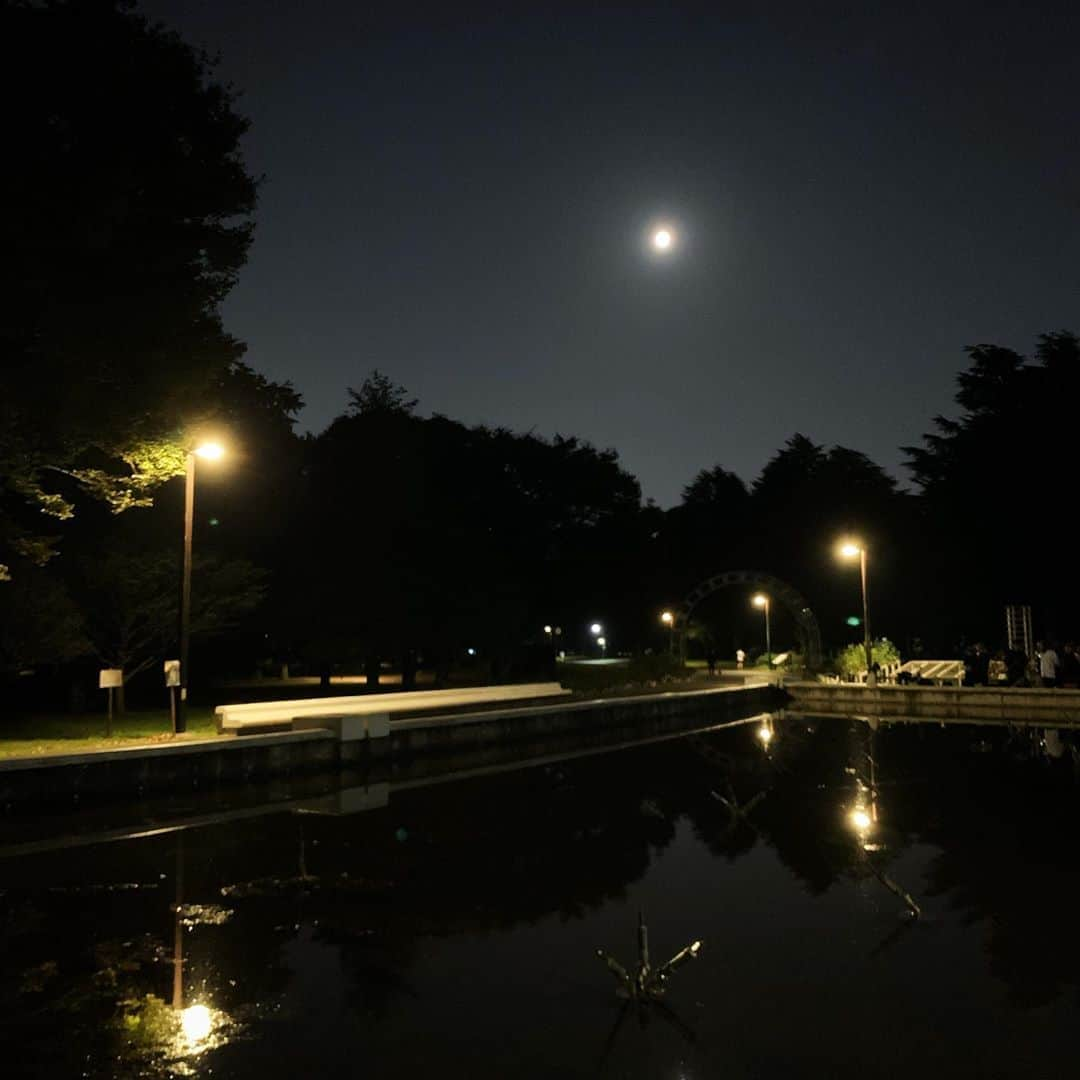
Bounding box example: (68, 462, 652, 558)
(10, 717, 1080, 1068)
(898, 735, 1080, 1007)
(695, 719, 871, 891)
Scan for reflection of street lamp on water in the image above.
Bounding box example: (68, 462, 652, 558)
(837, 538, 874, 686)
(848, 805, 873, 840)
(170, 832, 227, 1055)
(845, 769, 922, 918)
(756, 717, 774, 748)
(178, 440, 226, 733)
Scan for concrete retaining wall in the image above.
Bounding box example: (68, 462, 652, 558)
(787, 682, 1080, 726)
(1, 683, 783, 810)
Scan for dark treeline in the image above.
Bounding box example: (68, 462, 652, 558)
(1, 2, 1075, 705)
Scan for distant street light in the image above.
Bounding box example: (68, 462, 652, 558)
(597, 636, 607, 657)
(751, 593, 771, 671)
(178, 440, 226, 733)
(837, 538, 874, 686)
(660, 610, 674, 655)
(590, 622, 603, 636)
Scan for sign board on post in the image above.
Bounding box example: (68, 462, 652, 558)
(98, 669, 123, 737)
(164, 659, 181, 734)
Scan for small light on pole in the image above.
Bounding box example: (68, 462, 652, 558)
(751, 593, 771, 671)
(837, 538, 873, 685)
(597, 636, 607, 657)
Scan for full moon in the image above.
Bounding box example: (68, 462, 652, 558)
(652, 227, 674, 251)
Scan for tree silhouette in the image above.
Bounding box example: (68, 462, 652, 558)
(1, 0, 257, 579)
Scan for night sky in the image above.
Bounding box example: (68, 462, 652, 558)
(141, 2, 1078, 506)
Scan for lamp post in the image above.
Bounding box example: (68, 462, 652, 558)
(752, 593, 771, 671)
(660, 610, 674, 655)
(838, 539, 873, 686)
(178, 441, 225, 733)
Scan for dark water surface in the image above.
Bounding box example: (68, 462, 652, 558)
(2, 714, 1079, 1078)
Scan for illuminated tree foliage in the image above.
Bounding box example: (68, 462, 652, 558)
(1, 0, 258, 578)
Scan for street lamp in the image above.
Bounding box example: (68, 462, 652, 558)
(178, 440, 225, 732)
(751, 594, 771, 671)
(837, 538, 874, 686)
(660, 610, 674, 655)
(597, 636, 607, 658)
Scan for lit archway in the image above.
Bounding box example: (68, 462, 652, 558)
(673, 569, 823, 671)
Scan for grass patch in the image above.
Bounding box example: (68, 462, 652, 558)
(0, 708, 217, 760)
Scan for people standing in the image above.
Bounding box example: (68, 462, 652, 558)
(735, 648, 745, 670)
(1037, 641, 1061, 688)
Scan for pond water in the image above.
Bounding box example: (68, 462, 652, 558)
(2, 713, 1079, 1079)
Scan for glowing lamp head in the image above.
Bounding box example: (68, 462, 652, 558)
(661, 611, 674, 626)
(849, 807, 872, 834)
(194, 441, 225, 461)
(590, 623, 602, 636)
(752, 593, 768, 609)
(838, 540, 863, 560)
(597, 637, 606, 648)
(543, 625, 553, 635)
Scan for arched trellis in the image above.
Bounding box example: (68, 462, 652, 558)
(673, 569, 823, 671)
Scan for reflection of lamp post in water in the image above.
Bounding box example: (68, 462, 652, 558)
(844, 724, 922, 919)
(172, 834, 184, 1011)
(756, 716, 774, 748)
(171, 832, 221, 1050)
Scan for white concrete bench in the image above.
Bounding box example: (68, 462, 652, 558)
(215, 683, 570, 739)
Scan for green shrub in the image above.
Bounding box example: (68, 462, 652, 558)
(835, 638, 900, 677)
